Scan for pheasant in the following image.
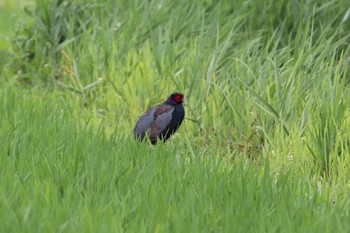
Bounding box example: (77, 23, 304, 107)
(134, 93, 185, 144)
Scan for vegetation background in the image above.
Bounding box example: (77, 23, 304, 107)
(1, 0, 350, 232)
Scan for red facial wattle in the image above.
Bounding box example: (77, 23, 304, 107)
(174, 94, 183, 103)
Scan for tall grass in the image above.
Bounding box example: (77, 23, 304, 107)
(1, 0, 350, 232)
(0, 86, 349, 233)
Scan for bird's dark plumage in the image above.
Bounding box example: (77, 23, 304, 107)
(134, 93, 185, 144)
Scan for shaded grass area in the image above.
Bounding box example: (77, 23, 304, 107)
(0, 5, 13, 69)
(0, 0, 29, 74)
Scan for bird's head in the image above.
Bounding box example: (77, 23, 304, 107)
(166, 92, 184, 105)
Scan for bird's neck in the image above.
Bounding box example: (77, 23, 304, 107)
(165, 100, 179, 105)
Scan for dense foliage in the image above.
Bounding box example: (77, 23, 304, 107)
(1, 0, 350, 232)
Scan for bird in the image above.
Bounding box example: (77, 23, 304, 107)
(134, 92, 185, 144)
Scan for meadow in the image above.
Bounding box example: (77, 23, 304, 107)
(1, 0, 350, 232)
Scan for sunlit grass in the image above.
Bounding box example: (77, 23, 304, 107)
(1, 87, 349, 232)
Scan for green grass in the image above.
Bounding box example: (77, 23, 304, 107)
(1, 86, 349, 232)
(1, 0, 350, 232)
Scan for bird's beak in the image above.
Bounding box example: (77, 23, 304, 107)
(182, 98, 187, 105)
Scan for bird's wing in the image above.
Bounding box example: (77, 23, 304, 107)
(134, 107, 156, 140)
(150, 105, 174, 142)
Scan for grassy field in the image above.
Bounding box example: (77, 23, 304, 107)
(1, 0, 350, 232)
